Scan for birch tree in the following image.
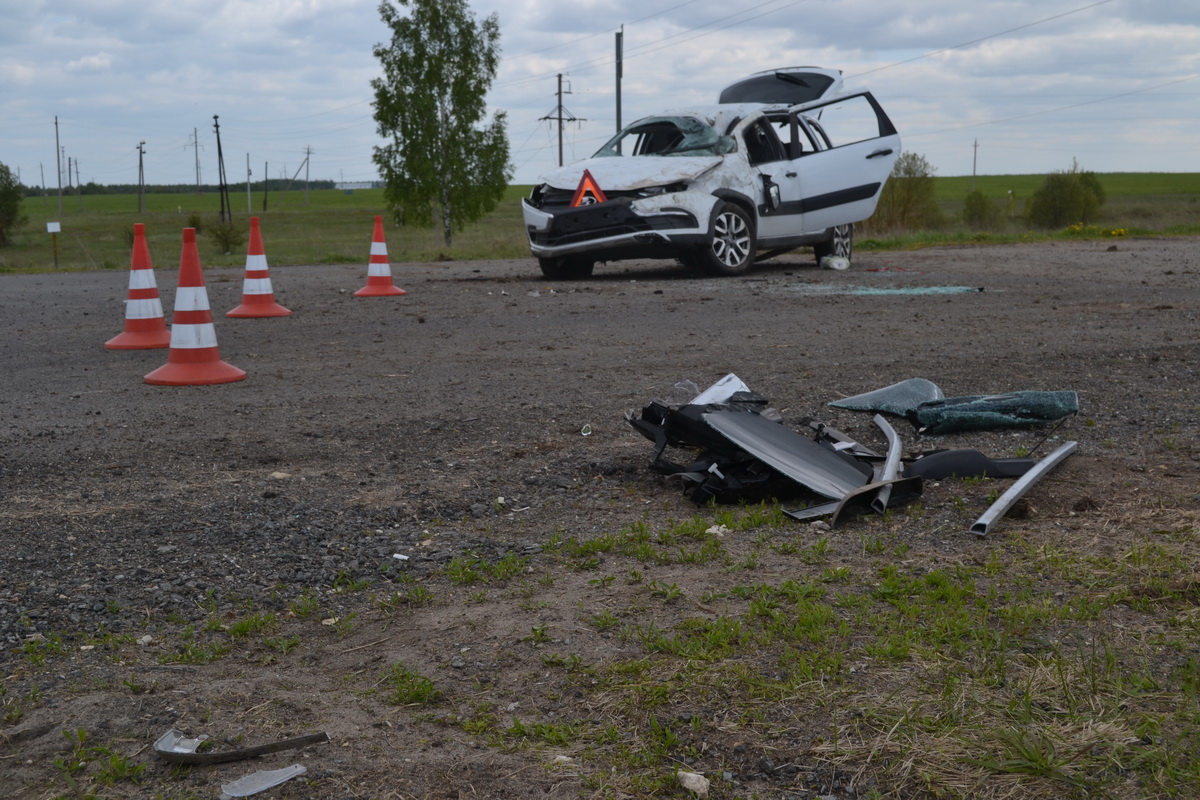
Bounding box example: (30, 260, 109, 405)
(371, 0, 511, 247)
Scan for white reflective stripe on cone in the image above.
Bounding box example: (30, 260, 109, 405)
(367, 264, 392, 277)
(240, 278, 274, 295)
(128, 270, 159, 291)
(244, 254, 267, 271)
(370, 242, 388, 256)
(170, 323, 219, 349)
(174, 286, 211, 312)
(125, 298, 165, 319)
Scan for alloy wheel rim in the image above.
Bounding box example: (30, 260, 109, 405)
(713, 212, 751, 267)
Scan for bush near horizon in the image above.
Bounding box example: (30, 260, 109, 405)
(1026, 160, 1107, 228)
(0, 162, 26, 246)
(865, 151, 945, 234)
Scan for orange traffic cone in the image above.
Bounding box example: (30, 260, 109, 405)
(144, 228, 247, 386)
(105, 223, 171, 350)
(227, 217, 291, 318)
(354, 215, 406, 297)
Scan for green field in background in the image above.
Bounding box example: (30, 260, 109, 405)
(3, 174, 1197, 274)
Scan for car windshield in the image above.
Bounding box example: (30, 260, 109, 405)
(593, 116, 734, 158)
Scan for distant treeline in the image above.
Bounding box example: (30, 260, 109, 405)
(22, 179, 340, 197)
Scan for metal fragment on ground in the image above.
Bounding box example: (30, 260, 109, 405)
(220, 764, 307, 798)
(970, 441, 1078, 537)
(152, 729, 330, 765)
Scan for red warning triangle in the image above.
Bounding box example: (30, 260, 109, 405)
(570, 169, 608, 207)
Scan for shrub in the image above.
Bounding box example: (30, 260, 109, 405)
(962, 190, 998, 228)
(0, 162, 27, 246)
(1026, 160, 1106, 228)
(209, 219, 245, 254)
(868, 151, 944, 233)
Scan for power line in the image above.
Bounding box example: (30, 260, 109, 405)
(848, 0, 1120, 79)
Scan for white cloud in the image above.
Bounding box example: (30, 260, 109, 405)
(0, 0, 1196, 186)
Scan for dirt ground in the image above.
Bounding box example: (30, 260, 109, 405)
(1, 238, 1198, 799)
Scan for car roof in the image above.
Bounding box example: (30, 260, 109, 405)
(630, 104, 767, 130)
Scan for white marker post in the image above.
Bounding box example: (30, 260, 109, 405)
(47, 221, 61, 268)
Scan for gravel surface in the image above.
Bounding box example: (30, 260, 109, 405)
(1, 238, 1197, 798)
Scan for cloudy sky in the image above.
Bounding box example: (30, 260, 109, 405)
(3, 0, 1197, 189)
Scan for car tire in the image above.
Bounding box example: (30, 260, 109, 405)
(697, 202, 755, 276)
(538, 256, 595, 280)
(813, 223, 853, 265)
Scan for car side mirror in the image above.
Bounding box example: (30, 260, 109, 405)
(762, 176, 781, 211)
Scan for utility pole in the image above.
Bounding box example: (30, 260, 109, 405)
(262, 160, 268, 211)
(187, 128, 202, 192)
(304, 146, 311, 204)
(972, 140, 978, 192)
(540, 74, 583, 167)
(213, 115, 231, 222)
(246, 153, 252, 214)
(40, 163, 48, 207)
(137, 141, 146, 213)
(615, 26, 624, 153)
(54, 117, 63, 216)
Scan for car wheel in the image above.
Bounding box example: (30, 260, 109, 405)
(698, 202, 755, 276)
(813, 223, 853, 264)
(538, 257, 595, 280)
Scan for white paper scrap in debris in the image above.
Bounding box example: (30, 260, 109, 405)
(692, 373, 750, 405)
(220, 764, 307, 798)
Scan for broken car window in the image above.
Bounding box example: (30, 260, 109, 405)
(799, 94, 889, 149)
(594, 117, 735, 158)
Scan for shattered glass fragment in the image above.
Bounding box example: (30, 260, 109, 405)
(829, 378, 944, 416)
(909, 391, 1079, 436)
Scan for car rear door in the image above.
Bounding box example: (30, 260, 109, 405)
(784, 91, 900, 233)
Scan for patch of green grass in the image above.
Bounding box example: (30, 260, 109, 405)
(227, 612, 277, 638)
(382, 663, 440, 705)
(443, 552, 529, 585)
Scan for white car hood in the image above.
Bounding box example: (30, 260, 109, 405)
(538, 156, 722, 192)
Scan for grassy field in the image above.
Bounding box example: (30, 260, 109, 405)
(3, 173, 1198, 273)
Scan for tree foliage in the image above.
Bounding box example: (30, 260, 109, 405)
(371, 0, 511, 247)
(1026, 160, 1106, 228)
(869, 151, 944, 232)
(0, 162, 26, 246)
(962, 190, 998, 229)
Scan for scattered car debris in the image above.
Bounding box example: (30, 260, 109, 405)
(153, 728, 330, 765)
(630, 374, 1078, 530)
(908, 390, 1079, 435)
(629, 374, 919, 526)
(830, 379, 1078, 435)
(221, 764, 307, 798)
(829, 378, 944, 416)
(970, 441, 1078, 537)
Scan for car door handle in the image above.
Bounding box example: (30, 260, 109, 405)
(785, 172, 797, 178)
(867, 148, 894, 159)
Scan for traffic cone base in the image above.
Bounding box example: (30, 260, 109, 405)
(107, 223, 171, 349)
(144, 357, 246, 386)
(228, 218, 292, 317)
(145, 229, 246, 386)
(355, 216, 406, 296)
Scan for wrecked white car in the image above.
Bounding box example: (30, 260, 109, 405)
(522, 68, 900, 279)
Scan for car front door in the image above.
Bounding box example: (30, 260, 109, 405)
(784, 91, 900, 234)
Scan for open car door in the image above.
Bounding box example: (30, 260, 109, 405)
(782, 91, 900, 234)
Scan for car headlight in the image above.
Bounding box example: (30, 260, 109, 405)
(637, 182, 687, 198)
